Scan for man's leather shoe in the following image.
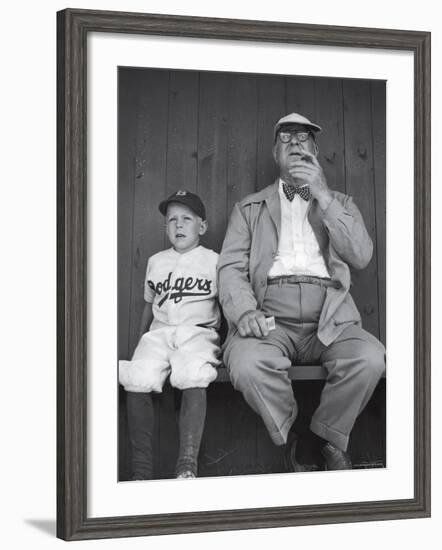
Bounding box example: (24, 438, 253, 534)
(321, 441, 352, 470)
(284, 432, 305, 473)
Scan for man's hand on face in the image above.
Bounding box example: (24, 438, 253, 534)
(237, 310, 270, 338)
(289, 152, 333, 210)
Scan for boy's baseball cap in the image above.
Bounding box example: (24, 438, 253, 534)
(273, 113, 322, 141)
(159, 190, 206, 220)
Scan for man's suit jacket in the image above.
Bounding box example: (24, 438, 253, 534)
(217, 181, 373, 347)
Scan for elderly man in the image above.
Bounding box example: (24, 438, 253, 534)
(217, 113, 385, 471)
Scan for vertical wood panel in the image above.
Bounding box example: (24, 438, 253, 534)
(349, 380, 385, 468)
(155, 390, 179, 479)
(118, 69, 137, 362)
(129, 69, 170, 354)
(199, 385, 229, 476)
(256, 76, 285, 190)
(285, 76, 317, 121)
(315, 79, 346, 194)
(226, 74, 258, 217)
(118, 388, 130, 481)
(343, 80, 380, 338)
(200, 385, 259, 476)
(197, 72, 230, 252)
(226, 395, 260, 474)
(371, 81, 387, 347)
(166, 71, 199, 195)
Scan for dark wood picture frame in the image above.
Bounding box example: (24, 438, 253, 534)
(57, 8, 431, 541)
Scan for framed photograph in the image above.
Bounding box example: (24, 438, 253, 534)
(57, 8, 430, 541)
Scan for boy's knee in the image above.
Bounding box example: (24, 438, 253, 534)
(170, 361, 217, 390)
(119, 359, 166, 393)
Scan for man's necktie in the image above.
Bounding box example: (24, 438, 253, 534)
(282, 182, 311, 202)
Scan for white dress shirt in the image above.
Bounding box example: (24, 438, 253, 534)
(267, 179, 330, 278)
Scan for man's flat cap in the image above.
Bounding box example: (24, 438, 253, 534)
(273, 113, 322, 141)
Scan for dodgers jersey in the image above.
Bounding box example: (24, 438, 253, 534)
(144, 246, 220, 330)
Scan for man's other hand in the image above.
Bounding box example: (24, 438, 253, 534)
(237, 310, 270, 338)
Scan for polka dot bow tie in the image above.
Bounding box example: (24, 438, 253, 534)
(282, 182, 311, 202)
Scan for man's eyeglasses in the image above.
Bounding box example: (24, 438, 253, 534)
(278, 130, 311, 143)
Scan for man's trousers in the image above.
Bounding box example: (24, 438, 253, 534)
(224, 282, 385, 451)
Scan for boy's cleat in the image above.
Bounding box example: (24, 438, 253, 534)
(176, 470, 196, 479)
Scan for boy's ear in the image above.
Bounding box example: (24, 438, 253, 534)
(199, 219, 208, 235)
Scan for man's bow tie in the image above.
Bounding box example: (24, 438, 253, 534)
(282, 182, 311, 202)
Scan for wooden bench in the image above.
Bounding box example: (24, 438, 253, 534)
(215, 365, 385, 383)
(215, 365, 327, 383)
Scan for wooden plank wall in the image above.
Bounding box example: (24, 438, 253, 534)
(118, 68, 386, 480)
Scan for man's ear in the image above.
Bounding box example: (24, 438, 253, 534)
(272, 143, 278, 163)
(199, 219, 208, 236)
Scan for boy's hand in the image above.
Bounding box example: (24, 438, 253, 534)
(237, 310, 269, 338)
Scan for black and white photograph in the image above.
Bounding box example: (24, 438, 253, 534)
(53, 6, 431, 542)
(3, 0, 439, 547)
(117, 67, 387, 482)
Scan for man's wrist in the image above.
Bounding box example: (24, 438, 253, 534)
(316, 191, 333, 211)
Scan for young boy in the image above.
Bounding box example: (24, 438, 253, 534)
(119, 190, 221, 480)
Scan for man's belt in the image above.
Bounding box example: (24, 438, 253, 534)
(267, 274, 341, 289)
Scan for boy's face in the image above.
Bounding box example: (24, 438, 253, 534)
(165, 202, 207, 254)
